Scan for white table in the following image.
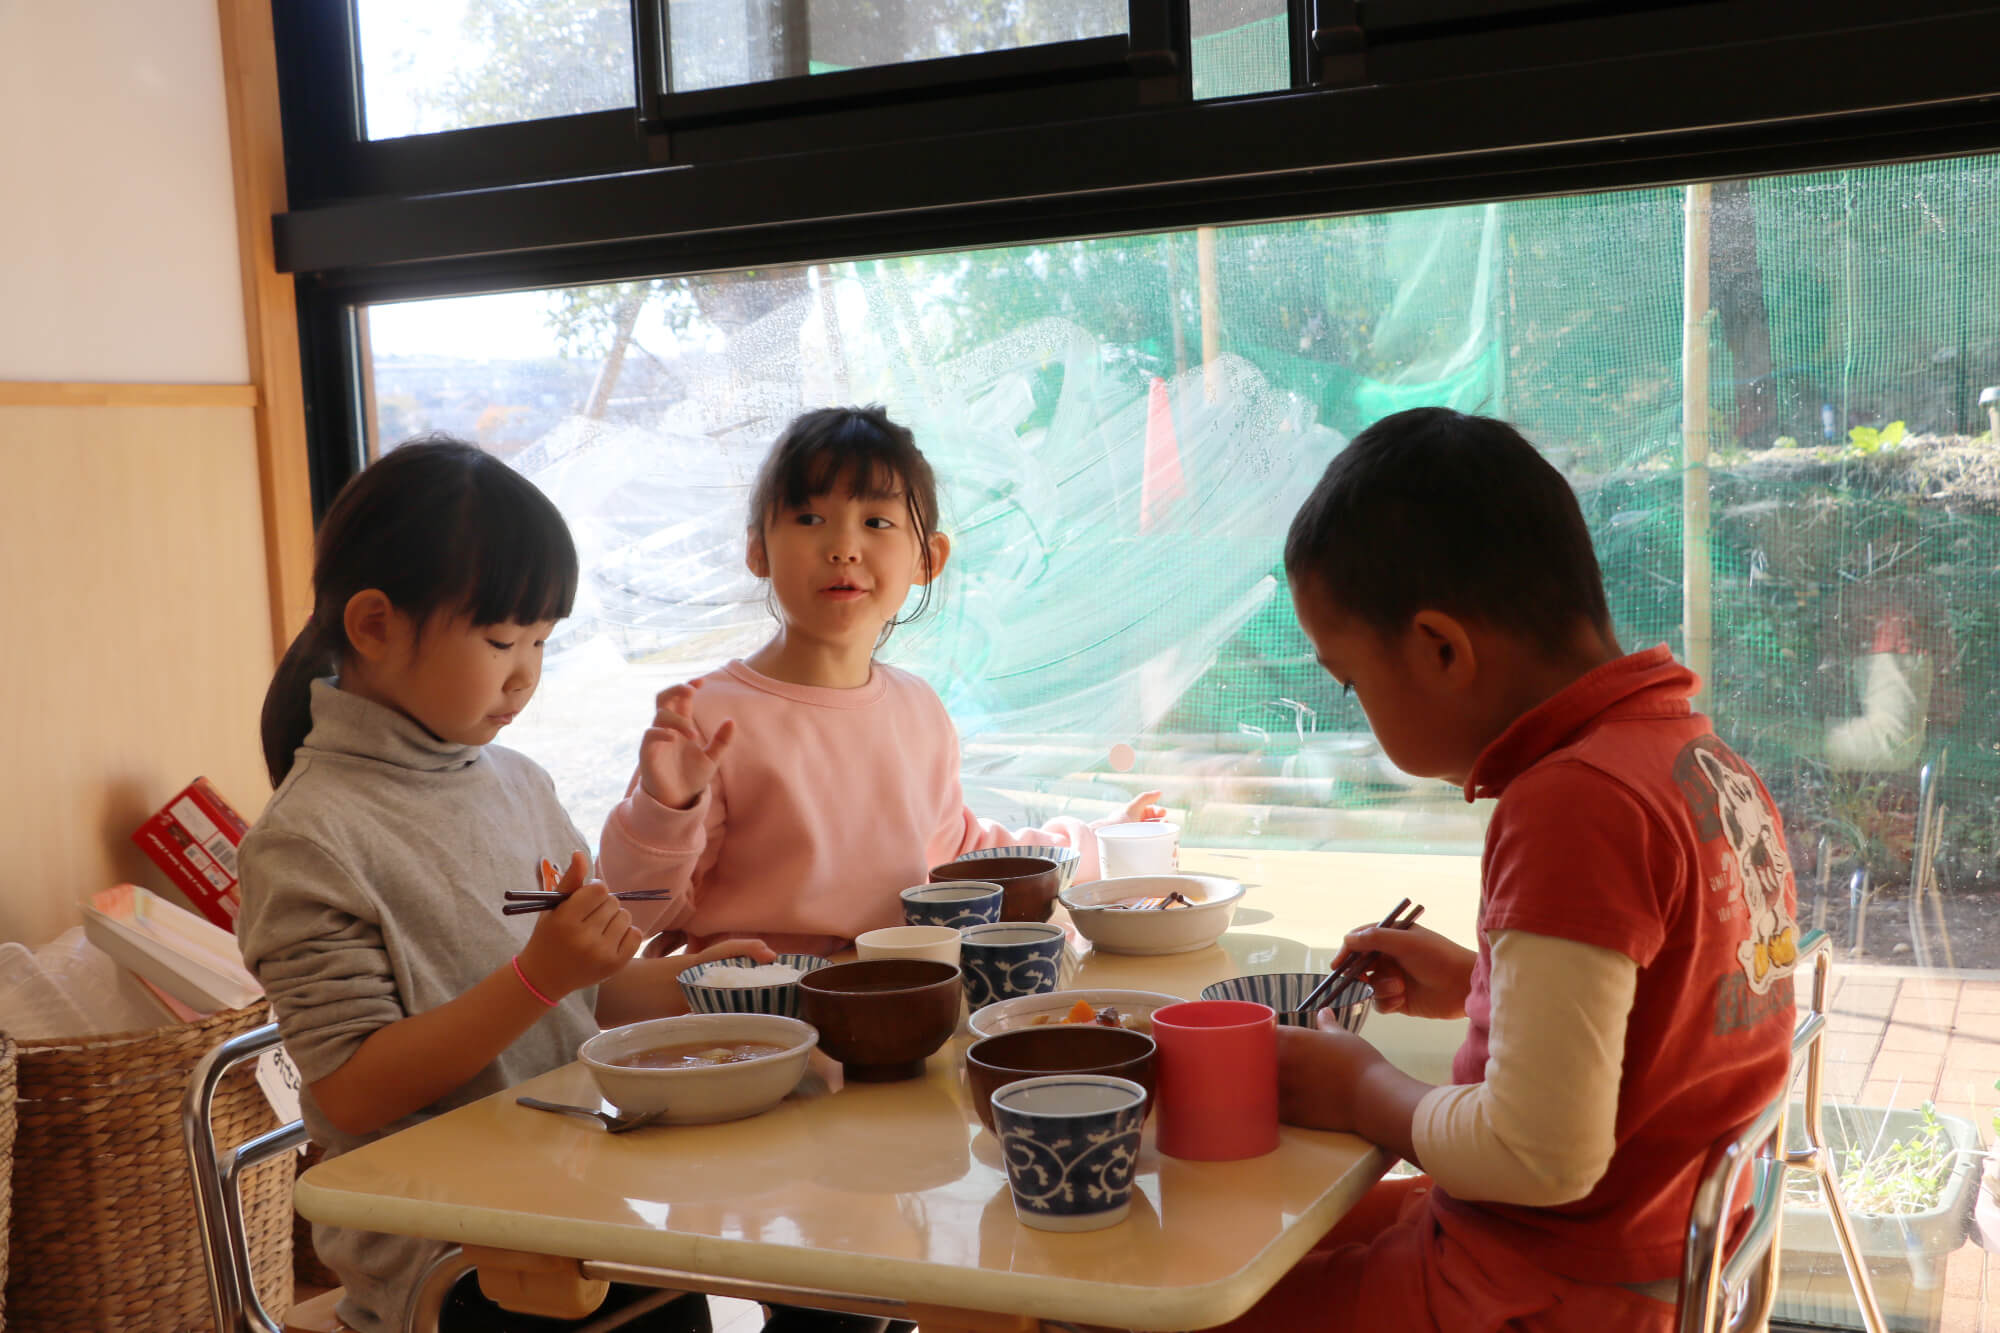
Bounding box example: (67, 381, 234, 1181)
(294, 850, 1479, 1331)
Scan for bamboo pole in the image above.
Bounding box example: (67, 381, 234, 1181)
(1682, 183, 1715, 706)
(1197, 226, 1221, 401)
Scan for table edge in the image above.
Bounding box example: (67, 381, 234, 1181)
(295, 1144, 1391, 1330)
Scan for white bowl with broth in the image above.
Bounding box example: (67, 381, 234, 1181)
(580, 1013, 817, 1123)
(1060, 874, 1245, 955)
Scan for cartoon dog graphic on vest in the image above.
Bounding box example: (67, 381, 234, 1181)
(1696, 747, 1800, 992)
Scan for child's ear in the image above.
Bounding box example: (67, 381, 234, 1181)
(744, 529, 769, 578)
(1409, 610, 1477, 688)
(916, 531, 951, 586)
(342, 589, 399, 663)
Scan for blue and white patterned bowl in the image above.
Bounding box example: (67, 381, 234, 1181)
(960, 922, 1070, 1011)
(681, 953, 833, 1020)
(992, 1074, 1147, 1232)
(901, 880, 1005, 930)
(955, 844, 1082, 894)
(1201, 972, 1373, 1034)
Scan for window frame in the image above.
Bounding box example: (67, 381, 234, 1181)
(275, 0, 2000, 506)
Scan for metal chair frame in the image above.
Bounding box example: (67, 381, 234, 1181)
(185, 1025, 694, 1333)
(183, 1021, 320, 1333)
(1677, 929, 1887, 1333)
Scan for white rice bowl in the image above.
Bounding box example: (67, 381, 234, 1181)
(681, 953, 832, 1018)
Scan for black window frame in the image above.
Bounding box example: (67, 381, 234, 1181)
(275, 0, 2000, 512)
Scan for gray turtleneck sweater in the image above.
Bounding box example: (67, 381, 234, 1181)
(237, 679, 594, 1333)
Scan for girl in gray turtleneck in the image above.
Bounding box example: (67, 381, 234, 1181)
(237, 439, 775, 1333)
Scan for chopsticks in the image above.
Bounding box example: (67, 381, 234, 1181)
(1115, 890, 1193, 911)
(501, 859, 672, 915)
(1296, 898, 1425, 1017)
(501, 889, 672, 916)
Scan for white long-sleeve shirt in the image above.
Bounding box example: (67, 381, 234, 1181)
(1412, 930, 1639, 1206)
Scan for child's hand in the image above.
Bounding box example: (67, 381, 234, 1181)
(1110, 789, 1166, 824)
(637, 681, 736, 811)
(517, 851, 641, 1001)
(676, 938, 780, 972)
(1330, 922, 1476, 1020)
(1276, 1023, 1386, 1131)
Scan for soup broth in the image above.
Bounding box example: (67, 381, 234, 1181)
(618, 1040, 790, 1070)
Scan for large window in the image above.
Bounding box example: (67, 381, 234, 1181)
(360, 157, 2000, 1328)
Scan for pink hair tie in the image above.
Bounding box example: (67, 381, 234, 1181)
(511, 954, 557, 1007)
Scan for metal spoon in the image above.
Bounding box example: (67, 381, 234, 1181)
(515, 1096, 666, 1133)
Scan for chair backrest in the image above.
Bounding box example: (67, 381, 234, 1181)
(1677, 1095, 1788, 1333)
(1675, 928, 1829, 1333)
(183, 1021, 309, 1333)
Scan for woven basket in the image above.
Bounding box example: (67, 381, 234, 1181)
(2, 1032, 16, 1331)
(5, 1004, 293, 1332)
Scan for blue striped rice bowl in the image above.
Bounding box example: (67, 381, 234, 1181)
(681, 953, 834, 1020)
(956, 844, 1082, 894)
(1201, 973, 1372, 1034)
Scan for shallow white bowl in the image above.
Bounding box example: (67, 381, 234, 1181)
(1060, 874, 1245, 955)
(579, 1013, 816, 1123)
(968, 987, 1187, 1039)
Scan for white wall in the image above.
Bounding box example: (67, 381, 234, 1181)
(0, 0, 272, 948)
(0, 0, 249, 382)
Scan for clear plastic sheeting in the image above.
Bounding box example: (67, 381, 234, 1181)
(478, 264, 1345, 844)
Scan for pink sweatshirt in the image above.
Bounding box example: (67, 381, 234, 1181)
(600, 659, 1102, 955)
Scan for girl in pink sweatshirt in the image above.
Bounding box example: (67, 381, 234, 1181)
(600, 405, 1161, 955)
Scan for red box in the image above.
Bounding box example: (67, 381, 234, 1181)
(131, 778, 249, 931)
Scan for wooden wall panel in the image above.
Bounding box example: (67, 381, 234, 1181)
(0, 404, 274, 947)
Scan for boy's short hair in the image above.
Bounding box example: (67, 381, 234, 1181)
(1283, 407, 1612, 651)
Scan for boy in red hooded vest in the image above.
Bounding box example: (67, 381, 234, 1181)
(1210, 408, 1800, 1331)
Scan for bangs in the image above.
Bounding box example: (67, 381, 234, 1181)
(751, 405, 936, 533)
(446, 460, 579, 627)
(777, 431, 912, 510)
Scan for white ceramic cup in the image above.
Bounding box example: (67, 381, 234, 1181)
(855, 924, 962, 968)
(1097, 822, 1181, 878)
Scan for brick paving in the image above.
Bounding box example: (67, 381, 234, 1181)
(1795, 961, 2000, 1331)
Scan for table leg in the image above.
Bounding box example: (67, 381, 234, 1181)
(461, 1244, 613, 1320)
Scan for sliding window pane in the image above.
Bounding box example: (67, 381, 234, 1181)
(665, 0, 1125, 93)
(356, 0, 634, 140)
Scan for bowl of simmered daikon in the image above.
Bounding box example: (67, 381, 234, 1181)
(579, 1012, 818, 1123)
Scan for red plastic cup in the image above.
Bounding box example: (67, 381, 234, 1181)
(1150, 999, 1279, 1161)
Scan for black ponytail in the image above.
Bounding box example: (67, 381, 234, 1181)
(259, 436, 579, 785)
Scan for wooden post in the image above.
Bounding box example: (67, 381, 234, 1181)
(1197, 226, 1221, 401)
(217, 0, 316, 660)
(1682, 183, 1714, 706)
